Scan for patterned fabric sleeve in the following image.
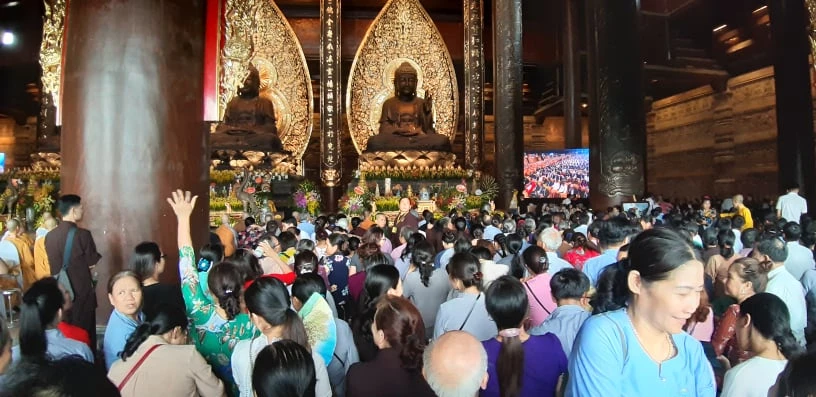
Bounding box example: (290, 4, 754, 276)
(178, 245, 212, 326)
(711, 304, 739, 357)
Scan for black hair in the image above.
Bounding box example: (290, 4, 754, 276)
(121, 304, 188, 360)
(448, 252, 484, 292)
(591, 228, 701, 313)
(729, 257, 769, 294)
(56, 194, 81, 218)
(484, 276, 528, 397)
(756, 234, 789, 264)
(347, 236, 361, 252)
(265, 220, 280, 235)
(597, 218, 631, 247)
(245, 217, 257, 227)
(740, 293, 803, 359)
(129, 241, 162, 282)
(292, 273, 328, 304)
(741, 228, 759, 250)
(717, 229, 736, 259)
(106, 270, 141, 294)
(231, 248, 263, 282)
(505, 233, 524, 266)
(550, 268, 590, 301)
(361, 265, 400, 309)
(411, 241, 435, 287)
(401, 232, 425, 261)
(19, 278, 64, 359)
(0, 355, 119, 397)
(278, 231, 298, 251)
(314, 216, 328, 231)
(283, 216, 297, 226)
(469, 245, 492, 261)
(783, 222, 803, 242)
(521, 245, 548, 276)
(718, 217, 732, 231)
(454, 236, 472, 254)
(361, 251, 390, 271)
(252, 340, 317, 397)
(245, 277, 309, 348)
(200, 243, 224, 263)
(471, 225, 484, 240)
(454, 217, 467, 232)
(293, 250, 320, 275)
(775, 350, 816, 397)
(732, 215, 746, 230)
(441, 230, 458, 245)
(207, 262, 244, 320)
(701, 227, 718, 247)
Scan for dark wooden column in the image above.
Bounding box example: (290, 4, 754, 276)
(492, 0, 524, 209)
(320, 0, 342, 213)
(464, 0, 485, 172)
(769, 0, 815, 209)
(586, 0, 646, 210)
(563, 0, 582, 149)
(61, 0, 209, 322)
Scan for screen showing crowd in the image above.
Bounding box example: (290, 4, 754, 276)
(523, 149, 589, 199)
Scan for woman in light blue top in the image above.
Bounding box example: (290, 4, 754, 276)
(567, 228, 715, 397)
(13, 278, 93, 363)
(433, 252, 497, 341)
(103, 270, 144, 369)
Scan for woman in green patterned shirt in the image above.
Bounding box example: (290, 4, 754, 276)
(168, 189, 255, 396)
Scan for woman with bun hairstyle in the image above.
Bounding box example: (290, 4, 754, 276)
(402, 241, 450, 337)
(346, 295, 435, 397)
(720, 293, 803, 397)
(169, 189, 254, 396)
(107, 305, 224, 396)
(568, 228, 715, 396)
(712, 257, 768, 366)
(433, 252, 498, 341)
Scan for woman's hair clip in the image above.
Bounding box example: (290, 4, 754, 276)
(499, 328, 521, 338)
(224, 288, 234, 295)
(197, 258, 213, 272)
(473, 271, 483, 281)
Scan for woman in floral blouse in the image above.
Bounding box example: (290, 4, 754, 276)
(712, 257, 768, 366)
(169, 189, 255, 397)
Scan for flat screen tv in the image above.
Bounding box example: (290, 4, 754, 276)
(523, 148, 589, 199)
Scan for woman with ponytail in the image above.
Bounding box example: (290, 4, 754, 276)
(346, 295, 436, 397)
(403, 241, 450, 337)
(482, 276, 566, 397)
(505, 234, 526, 279)
(568, 228, 715, 396)
(13, 278, 93, 363)
(107, 305, 224, 396)
(169, 189, 254, 396)
(433, 252, 498, 341)
(231, 277, 331, 397)
(720, 293, 803, 397)
(705, 229, 742, 299)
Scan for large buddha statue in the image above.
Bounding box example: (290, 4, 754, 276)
(214, 64, 284, 152)
(365, 62, 451, 152)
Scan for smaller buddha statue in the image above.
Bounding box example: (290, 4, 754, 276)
(365, 62, 451, 152)
(214, 64, 284, 152)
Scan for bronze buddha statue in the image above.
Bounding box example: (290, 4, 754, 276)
(214, 64, 284, 152)
(365, 62, 451, 152)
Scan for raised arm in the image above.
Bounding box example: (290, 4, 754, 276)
(167, 190, 205, 320)
(168, 189, 198, 250)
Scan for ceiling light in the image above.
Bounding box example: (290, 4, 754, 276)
(1, 32, 14, 46)
(753, 5, 767, 14)
(713, 24, 728, 33)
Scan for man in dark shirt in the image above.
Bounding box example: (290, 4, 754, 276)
(45, 195, 102, 352)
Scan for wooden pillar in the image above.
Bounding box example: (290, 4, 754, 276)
(492, 0, 524, 209)
(464, 0, 485, 172)
(563, 0, 582, 149)
(320, 0, 342, 213)
(586, 0, 646, 210)
(769, 0, 816, 209)
(61, 0, 209, 322)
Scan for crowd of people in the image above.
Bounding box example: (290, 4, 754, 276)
(523, 151, 589, 199)
(0, 185, 815, 397)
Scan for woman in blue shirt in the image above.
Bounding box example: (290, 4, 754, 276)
(567, 228, 715, 397)
(103, 270, 144, 369)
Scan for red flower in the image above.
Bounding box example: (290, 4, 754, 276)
(255, 177, 264, 184)
(354, 186, 364, 195)
(245, 187, 256, 194)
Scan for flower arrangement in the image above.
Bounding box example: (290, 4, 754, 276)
(464, 195, 484, 210)
(374, 196, 400, 212)
(0, 169, 60, 183)
(210, 170, 238, 185)
(209, 197, 244, 212)
(293, 180, 321, 216)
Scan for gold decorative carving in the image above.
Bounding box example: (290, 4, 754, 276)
(220, 0, 314, 164)
(808, 0, 816, 69)
(346, 0, 458, 154)
(320, 0, 342, 185)
(358, 150, 458, 170)
(464, 0, 485, 171)
(40, 0, 66, 119)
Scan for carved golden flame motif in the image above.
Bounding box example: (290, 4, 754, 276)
(40, 0, 66, 110)
(220, 0, 314, 161)
(808, 0, 816, 71)
(346, 0, 458, 154)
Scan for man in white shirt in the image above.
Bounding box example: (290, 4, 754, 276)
(782, 222, 816, 281)
(752, 236, 808, 346)
(536, 227, 573, 275)
(777, 185, 808, 224)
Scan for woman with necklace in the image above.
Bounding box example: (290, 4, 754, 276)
(567, 228, 715, 396)
(720, 293, 802, 397)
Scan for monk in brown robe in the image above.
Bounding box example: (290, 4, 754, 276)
(391, 197, 420, 247)
(45, 195, 101, 352)
(365, 62, 451, 152)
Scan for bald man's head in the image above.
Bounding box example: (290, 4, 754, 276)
(423, 331, 488, 397)
(5, 219, 19, 234)
(44, 217, 58, 230)
(220, 214, 230, 225)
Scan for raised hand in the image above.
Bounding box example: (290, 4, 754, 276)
(167, 189, 199, 219)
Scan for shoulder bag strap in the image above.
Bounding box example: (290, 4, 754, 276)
(117, 344, 162, 390)
(62, 226, 77, 271)
(458, 293, 481, 331)
(524, 281, 551, 315)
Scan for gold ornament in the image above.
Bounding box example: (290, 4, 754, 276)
(40, 0, 66, 112)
